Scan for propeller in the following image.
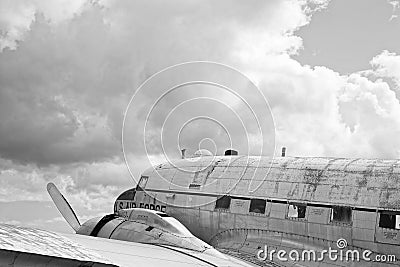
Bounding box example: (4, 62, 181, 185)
(47, 182, 81, 232)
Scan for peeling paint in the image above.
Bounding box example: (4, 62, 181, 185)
(144, 156, 400, 209)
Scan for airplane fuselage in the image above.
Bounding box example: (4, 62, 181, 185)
(113, 155, 400, 266)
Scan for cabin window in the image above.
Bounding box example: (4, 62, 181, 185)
(330, 206, 352, 223)
(379, 212, 400, 230)
(215, 195, 231, 210)
(249, 199, 266, 214)
(136, 176, 149, 191)
(287, 203, 307, 219)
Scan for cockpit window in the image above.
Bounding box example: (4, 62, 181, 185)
(249, 199, 266, 214)
(215, 195, 231, 210)
(379, 211, 400, 229)
(136, 176, 149, 191)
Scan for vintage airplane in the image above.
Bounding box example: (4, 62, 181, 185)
(112, 149, 400, 266)
(2, 148, 400, 266)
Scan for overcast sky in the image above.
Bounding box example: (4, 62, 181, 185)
(0, 0, 400, 233)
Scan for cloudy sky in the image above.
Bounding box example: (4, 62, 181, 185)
(0, 0, 400, 233)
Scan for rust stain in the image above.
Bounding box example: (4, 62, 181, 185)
(287, 183, 299, 198)
(304, 167, 323, 199)
(353, 161, 375, 201)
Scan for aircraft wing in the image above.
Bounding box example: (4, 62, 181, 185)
(0, 223, 259, 267)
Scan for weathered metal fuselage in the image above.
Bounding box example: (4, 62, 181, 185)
(115, 155, 400, 266)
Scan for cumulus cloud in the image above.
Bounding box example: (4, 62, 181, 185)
(0, 0, 86, 50)
(370, 50, 400, 88)
(0, 0, 323, 167)
(388, 0, 400, 21)
(244, 51, 400, 159)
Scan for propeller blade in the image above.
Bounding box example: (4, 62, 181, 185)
(47, 182, 81, 232)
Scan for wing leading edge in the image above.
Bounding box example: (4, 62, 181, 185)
(0, 223, 258, 267)
(0, 223, 115, 266)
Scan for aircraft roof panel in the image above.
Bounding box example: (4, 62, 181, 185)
(143, 156, 400, 209)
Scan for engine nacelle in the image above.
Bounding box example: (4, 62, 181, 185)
(47, 182, 222, 257)
(117, 208, 192, 236)
(76, 208, 218, 255)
